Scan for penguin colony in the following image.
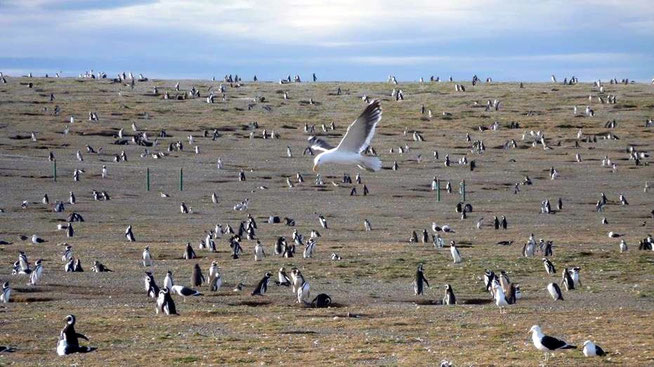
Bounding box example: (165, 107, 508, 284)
(0, 72, 652, 364)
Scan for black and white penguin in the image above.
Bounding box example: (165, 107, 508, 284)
(561, 268, 575, 290)
(142, 246, 153, 267)
(1, 282, 10, 303)
(30, 259, 43, 285)
(208, 262, 222, 292)
(413, 264, 429, 295)
(501, 216, 507, 229)
(275, 267, 291, 286)
(183, 242, 196, 259)
(163, 270, 173, 290)
(493, 216, 500, 230)
(450, 241, 462, 264)
(64, 258, 75, 272)
(547, 282, 564, 300)
(251, 272, 272, 296)
(290, 268, 305, 294)
(310, 294, 332, 308)
(443, 284, 456, 305)
(191, 264, 205, 287)
(543, 258, 556, 275)
(483, 270, 496, 296)
(73, 258, 83, 272)
(145, 272, 159, 298)
(125, 225, 135, 242)
(156, 288, 178, 315)
(91, 261, 112, 272)
(56, 315, 96, 355)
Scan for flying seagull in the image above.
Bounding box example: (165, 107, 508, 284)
(310, 100, 382, 172)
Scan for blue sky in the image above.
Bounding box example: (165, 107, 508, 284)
(1, 0, 652, 82)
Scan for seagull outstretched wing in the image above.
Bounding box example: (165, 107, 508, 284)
(308, 136, 334, 152)
(336, 100, 382, 153)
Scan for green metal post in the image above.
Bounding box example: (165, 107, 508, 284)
(180, 168, 183, 191)
(461, 180, 466, 202)
(146, 167, 150, 191)
(436, 179, 441, 202)
(53, 160, 57, 182)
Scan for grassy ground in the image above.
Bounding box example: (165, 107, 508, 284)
(0, 76, 653, 366)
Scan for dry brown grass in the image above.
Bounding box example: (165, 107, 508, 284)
(0, 76, 653, 366)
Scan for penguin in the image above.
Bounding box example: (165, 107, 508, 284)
(450, 241, 462, 264)
(413, 264, 429, 295)
(42, 194, 49, 205)
(1, 282, 10, 303)
(91, 261, 112, 272)
(493, 216, 500, 230)
(73, 258, 83, 272)
(145, 272, 159, 298)
(483, 270, 496, 296)
(142, 246, 153, 267)
(161, 271, 173, 291)
(64, 258, 75, 272)
(183, 242, 196, 259)
(254, 241, 266, 261)
(66, 223, 74, 238)
(251, 272, 272, 296)
(69, 192, 76, 205)
(62, 245, 73, 262)
(191, 264, 205, 287)
(501, 216, 507, 229)
(443, 284, 456, 305)
(125, 225, 135, 242)
(211, 192, 218, 204)
(30, 259, 43, 285)
(547, 282, 564, 300)
(570, 267, 582, 288)
(56, 315, 96, 355)
(290, 268, 305, 294)
(156, 288, 178, 315)
(297, 280, 310, 304)
(180, 202, 189, 214)
(310, 294, 332, 308)
(543, 258, 556, 275)
(275, 267, 291, 286)
(209, 268, 222, 292)
(492, 280, 509, 313)
(364, 219, 372, 231)
(561, 268, 575, 290)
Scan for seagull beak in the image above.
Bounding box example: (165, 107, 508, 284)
(313, 164, 319, 172)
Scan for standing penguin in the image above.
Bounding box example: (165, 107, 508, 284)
(413, 264, 430, 295)
(547, 283, 564, 301)
(191, 264, 205, 287)
(183, 242, 196, 259)
(290, 268, 305, 294)
(142, 246, 153, 267)
(125, 225, 135, 242)
(275, 267, 291, 286)
(443, 284, 456, 305)
(163, 271, 173, 290)
(156, 288, 178, 315)
(56, 315, 96, 355)
(0, 282, 10, 303)
(543, 258, 556, 275)
(30, 259, 43, 285)
(561, 268, 575, 291)
(493, 216, 500, 230)
(251, 272, 272, 296)
(450, 241, 462, 264)
(145, 272, 159, 298)
(254, 241, 266, 261)
(209, 268, 222, 292)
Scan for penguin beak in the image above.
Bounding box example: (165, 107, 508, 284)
(312, 164, 319, 173)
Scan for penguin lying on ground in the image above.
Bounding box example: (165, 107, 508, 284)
(56, 315, 96, 355)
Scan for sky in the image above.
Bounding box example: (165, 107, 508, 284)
(1, 0, 653, 82)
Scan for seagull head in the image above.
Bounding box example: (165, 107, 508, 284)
(529, 325, 541, 334)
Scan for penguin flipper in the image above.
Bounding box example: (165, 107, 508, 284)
(76, 333, 89, 341)
(78, 346, 97, 353)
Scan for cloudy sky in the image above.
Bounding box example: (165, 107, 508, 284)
(1, 0, 652, 81)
